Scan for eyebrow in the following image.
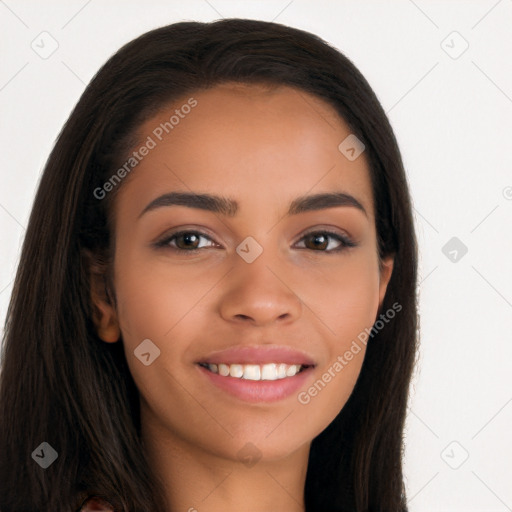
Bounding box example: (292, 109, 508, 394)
(138, 191, 368, 219)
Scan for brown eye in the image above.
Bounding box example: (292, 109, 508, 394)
(304, 233, 329, 251)
(295, 230, 356, 253)
(155, 230, 216, 252)
(154, 229, 356, 255)
(174, 232, 201, 250)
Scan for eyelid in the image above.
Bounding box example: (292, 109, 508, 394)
(153, 229, 218, 250)
(153, 225, 357, 252)
(297, 226, 355, 243)
(293, 228, 357, 252)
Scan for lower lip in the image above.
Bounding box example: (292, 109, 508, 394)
(196, 364, 315, 403)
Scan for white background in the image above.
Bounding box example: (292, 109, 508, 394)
(1, 1, 511, 510)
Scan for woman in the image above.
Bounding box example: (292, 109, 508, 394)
(0, 18, 418, 512)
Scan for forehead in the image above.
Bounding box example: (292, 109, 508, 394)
(116, 83, 374, 221)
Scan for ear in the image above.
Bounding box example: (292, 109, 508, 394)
(378, 255, 394, 310)
(85, 249, 121, 343)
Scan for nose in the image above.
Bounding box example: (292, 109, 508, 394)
(219, 252, 303, 327)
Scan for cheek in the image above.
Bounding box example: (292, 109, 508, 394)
(305, 250, 382, 336)
(112, 255, 224, 397)
(114, 245, 381, 363)
(291, 251, 381, 425)
(110, 245, 382, 459)
(112, 242, 212, 342)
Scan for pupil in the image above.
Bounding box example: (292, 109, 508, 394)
(183, 233, 197, 247)
(311, 234, 327, 249)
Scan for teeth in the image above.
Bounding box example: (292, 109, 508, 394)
(243, 364, 260, 380)
(231, 364, 244, 378)
(218, 363, 229, 377)
(206, 362, 304, 380)
(261, 363, 277, 380)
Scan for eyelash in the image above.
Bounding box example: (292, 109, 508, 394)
(153, 229, 357, 255)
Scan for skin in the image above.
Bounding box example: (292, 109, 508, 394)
(91, 83, 393, 512)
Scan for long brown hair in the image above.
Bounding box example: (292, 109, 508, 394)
(0, 18, 418, 511)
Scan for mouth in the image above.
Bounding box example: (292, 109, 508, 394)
(195, 344, 317, 402)
(195, 361, 316, 403)
(197, 362, 313, 381)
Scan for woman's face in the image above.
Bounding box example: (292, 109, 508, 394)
(94, 83, 393, 463)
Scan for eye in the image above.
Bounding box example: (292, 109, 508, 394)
(154, 228, 356, 255)
(154, 230, 217, 252)
(294, 230, 357, 253)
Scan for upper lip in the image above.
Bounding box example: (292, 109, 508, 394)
(196, 345, 316, 367)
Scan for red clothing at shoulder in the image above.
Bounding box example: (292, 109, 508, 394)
(80, 497, 116, 511)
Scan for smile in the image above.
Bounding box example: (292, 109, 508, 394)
(198, 362, 309, 381)
(196, 362, 315, 403)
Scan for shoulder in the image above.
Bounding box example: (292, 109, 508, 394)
(79, 497, 116, 511)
